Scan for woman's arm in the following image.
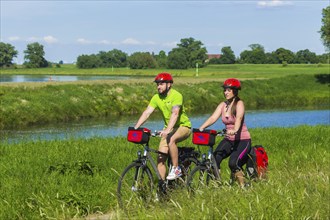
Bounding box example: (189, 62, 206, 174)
(199, 102, 224, 130)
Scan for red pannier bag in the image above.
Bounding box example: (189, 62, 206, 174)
(246, 145, 269, 179)
(255, 146, 268, 179)
(192, 128, 217, 146)
(127, 127, 151, 144)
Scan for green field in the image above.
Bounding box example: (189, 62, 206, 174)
(0, 126, 329, 219)
(1, 63, 329, 79)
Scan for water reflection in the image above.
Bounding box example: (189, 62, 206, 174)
(1, 109, 329, 144)
(0, 74, 130, 83)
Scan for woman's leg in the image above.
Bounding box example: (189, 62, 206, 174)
(213, 139, 232, 169)
(228, 140, 251, 187)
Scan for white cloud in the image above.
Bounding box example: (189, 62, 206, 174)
(77, 38, 91, 44)
(27, 36, 40, 42)
(162, 41, 177, 48)
(145, 41, 156, 45)
(44, 35, 58, 44)
(99, 40, 111, 45)
(8, 36, 20, 41)
(121, 38, 141, 45)
(257, 0, 293, 8)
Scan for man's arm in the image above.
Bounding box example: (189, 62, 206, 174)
(161, 105, 180, 137)
(134, 106, 155, 129)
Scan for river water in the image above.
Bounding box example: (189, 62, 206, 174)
(1, 109, 329, 144)
(0, 74, 131, 83)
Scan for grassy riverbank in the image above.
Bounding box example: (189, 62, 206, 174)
(0, 125, 329, 219)
(0, 73, 329, 130)
(1, 63, 329, 78)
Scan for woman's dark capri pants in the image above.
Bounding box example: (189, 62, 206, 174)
(213, 138, 251, 173)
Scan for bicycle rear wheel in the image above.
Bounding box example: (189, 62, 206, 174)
(180, 157, 199, 181)
(167, 157, 199, 191)
(117, 162, 154, 208)
(187, 165, 220, 192)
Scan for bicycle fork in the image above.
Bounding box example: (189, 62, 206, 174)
(201, 147, 221, 181)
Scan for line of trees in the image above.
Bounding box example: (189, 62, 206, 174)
(76, 37, 208, 69)
(208, 44, 329, 65)
(1, 40, 329, 69)
(1, 6, 329, 69)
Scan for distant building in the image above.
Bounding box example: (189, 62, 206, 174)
(206, 54, 221, 62)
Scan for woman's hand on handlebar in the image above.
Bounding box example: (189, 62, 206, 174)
(225, 129, 237, 137)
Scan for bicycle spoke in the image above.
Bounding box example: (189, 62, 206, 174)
(180, 157, 199, 182)
(187, 165, 220, 192)
(117, 162, 154, 209)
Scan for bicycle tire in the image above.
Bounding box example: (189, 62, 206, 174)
(186, 165, 220, 192)
(180, 157, 199, 181)
(117, 162, 154, 209)
(167, 157, 199, 191)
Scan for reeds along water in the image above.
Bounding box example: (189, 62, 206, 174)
(1, 74, 329, 130)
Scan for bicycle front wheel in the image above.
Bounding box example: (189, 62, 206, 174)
(117, 162, 154, 208)
(187, 165, 220, 192)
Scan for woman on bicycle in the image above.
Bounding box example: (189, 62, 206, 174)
(198, 78, 251, 188)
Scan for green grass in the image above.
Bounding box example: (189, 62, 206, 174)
(0, 125, 329, 219)
(1, 64, 329, 79)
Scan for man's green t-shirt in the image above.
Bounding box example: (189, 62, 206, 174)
(149, 89, 191, 128)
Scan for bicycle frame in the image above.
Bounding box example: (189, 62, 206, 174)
(186, 129, 226, 190)
(199, 145, 221, 179)
(138, 143, 163, 182)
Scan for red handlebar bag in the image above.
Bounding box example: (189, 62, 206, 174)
(192, 128, 217, 146)
(127, 127, 151, 144)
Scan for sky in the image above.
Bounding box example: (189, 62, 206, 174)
(1, 0, 329, 64)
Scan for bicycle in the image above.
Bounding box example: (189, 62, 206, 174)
(186, 128, 226, 192)
(117, 127, 200, 208)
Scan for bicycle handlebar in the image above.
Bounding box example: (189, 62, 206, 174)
(151, 130, 161, 137)
(217, 129, 227, 136)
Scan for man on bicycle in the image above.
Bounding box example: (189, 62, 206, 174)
(134, 72, 191, 184)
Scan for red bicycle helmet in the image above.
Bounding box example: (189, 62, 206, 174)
(222, 78, 241, 90)
(154, 72, 173, 83)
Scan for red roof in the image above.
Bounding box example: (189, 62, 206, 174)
(207, 54, 221, 59)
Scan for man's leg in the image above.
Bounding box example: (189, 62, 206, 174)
(157, 138, 169, 180)
(166, 126, 191, 180)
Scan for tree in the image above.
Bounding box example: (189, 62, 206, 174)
(265, 52, 278, 64)
(319, 6, 330, 51)
(76, 54, 101, 69)
(167, 49, 189, 69)
(219, 46, 236, 64)
(109, 49, 128, 67)
(274, 48, 295, 64)
(317, 53, 330, 64)
(239, 44, 266, 64)
(0, 42, 18, 67)
(294, 49, 318, 64)
(169, 37, 208, 68)
(128, 52, 157, 69)
(98, 49, 127, 68)
(154, 50, 167, 68)
(24, 42, 49, 68)
(98, 51, 112, 68)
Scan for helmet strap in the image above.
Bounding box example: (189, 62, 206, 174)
(159, 82, 171, 96)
